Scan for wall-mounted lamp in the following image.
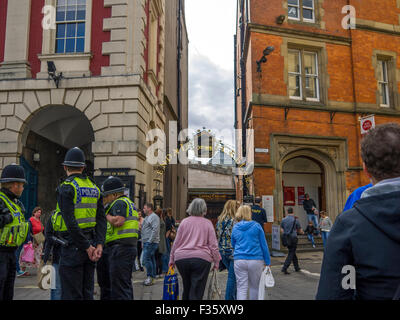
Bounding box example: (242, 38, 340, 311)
(47, 61, 63, 88)
(256, 46, 275, 73)
(276, 15, 286, 24)
(33, 153, 40, 162)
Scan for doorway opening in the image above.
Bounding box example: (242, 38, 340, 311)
(282, 156, 326, 229)
(21, 106, 94, 219)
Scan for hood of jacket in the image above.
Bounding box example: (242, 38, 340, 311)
(235, 220, 258, 232)
(354, 190, 400, 244)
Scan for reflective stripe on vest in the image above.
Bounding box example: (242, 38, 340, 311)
(105, 197, 139, 244)
(54, 177, 100, 232)
(0, 192, 29, 247)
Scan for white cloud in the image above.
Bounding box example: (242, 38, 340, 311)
(185, 0, 237, 149)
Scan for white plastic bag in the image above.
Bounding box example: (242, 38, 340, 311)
(258, 266, 275, 300)
(207, 269, 222, 300)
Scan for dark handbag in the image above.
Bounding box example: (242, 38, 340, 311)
(281, 219, 297, 247)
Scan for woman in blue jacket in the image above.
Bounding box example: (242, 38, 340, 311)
(232, 205, 271, 300)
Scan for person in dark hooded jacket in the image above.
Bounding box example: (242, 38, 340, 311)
(316, 123, 400, 300)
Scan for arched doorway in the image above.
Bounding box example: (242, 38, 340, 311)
(282, 156, 325, 229)
(20, 105, 94, 218)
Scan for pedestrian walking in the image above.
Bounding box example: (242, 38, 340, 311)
(56, 147, 107, 300)
(155, 208, 167, 277)
(20, 207, 44, 273)
(343, 183, 373, 212)
(164, 208, 176, 258)
(135, 210, 144, 272)
(317, 123, 400, 300)
(304, 221, 316, 248)
(216, 199, 237, 300)
(318, 211, 332, 248)
(96, 176, 139, 300)
(141, 203, 160, 286)
(42, 210, 65, 300)
(251, 196, 267, 231)
(280, 207, 304, 274)
(231, 205, 271, 300)
(303, 194, 319, 231)
(0, 164, 30, 300)
(169, 198, 221, 300)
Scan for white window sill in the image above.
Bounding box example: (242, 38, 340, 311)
(37, 52, 93, 79)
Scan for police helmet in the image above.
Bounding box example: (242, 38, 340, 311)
(62, 147, 86, 168)
(101, 176, 127, 196)
(0, 164, 27, 184)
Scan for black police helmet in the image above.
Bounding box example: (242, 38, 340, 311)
(62, 147, 86, 168)
(0, 164, 27, 184)
(101, 176, 126, 196)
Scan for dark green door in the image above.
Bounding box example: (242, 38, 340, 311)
(20, 156, 38, 219)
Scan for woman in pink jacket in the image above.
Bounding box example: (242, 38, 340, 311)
(169, 198, 221, 300)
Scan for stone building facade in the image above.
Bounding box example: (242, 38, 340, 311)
(235, 0, 400, 231)
(0, 0, 188, 219)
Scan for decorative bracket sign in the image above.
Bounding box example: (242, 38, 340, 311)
(95, 168, 136, 203)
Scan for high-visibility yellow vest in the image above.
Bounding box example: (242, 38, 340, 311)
(105, 197, 139, 245)
(0, 192, 29, 247)
(53, 176, 100, 232)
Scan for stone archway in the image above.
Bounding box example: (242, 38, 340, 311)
(19, 105, 95, 218)
(271, 134, 347, 223)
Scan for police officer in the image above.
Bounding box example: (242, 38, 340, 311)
(251, 196, 268, 231)
(57, 147, 106, 300)
(0, 164, 30, 300)
(97, 176, 139, 300)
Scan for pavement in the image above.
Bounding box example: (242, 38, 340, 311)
(13, 251, 323, 300)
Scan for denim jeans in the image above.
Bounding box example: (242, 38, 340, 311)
(321, 231, 329, 247)
(50, 263, 62, 300)
(307, 214, 319, 232)
(142, 242, 158, 278)
(220, 251, 236, 300)
(307, 234, 315, 246)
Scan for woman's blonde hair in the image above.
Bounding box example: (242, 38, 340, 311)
(235, 205, 252, 222)
(218, 200, 237, 222)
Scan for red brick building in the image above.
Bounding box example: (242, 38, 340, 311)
(235, 0, 400, 232)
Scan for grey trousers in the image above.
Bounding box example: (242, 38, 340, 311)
(234, 259, 264, 300)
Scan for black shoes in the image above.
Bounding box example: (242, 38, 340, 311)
(295, 268, 301, 272)
(282, 269, 290, 275)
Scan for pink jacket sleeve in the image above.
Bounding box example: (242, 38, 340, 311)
(169, 220, 184, 266)
(207, 220, 221, 268)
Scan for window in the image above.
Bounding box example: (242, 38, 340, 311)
(288, 49, 320, 101)
(288, 0, 315, 23)
(378, 60, 390, 107)
(55, 0, 86, 54)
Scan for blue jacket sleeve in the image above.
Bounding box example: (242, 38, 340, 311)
(316, 216, 355, 300)
(258, 226, 271, 265)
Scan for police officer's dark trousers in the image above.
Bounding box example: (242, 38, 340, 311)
(0, 251, 16, 300)
(108, 244, 137, 300)
(96, 249, 111, 300)
(59, 245, 95, 300)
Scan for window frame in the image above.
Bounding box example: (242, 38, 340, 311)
(288, 49, 302, 100)
(287, 0, 315, 24)
(288, 48, 321, 103)
(55, 0, 87, 54)
(378, 59, 390, 108)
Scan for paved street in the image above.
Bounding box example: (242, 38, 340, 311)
(14, 251, 323, 300)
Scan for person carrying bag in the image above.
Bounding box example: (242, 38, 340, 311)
(281, 219, 297, 247)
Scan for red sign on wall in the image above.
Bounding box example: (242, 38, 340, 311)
(298, 187, 305, 206)
(283, 187, 296, 206)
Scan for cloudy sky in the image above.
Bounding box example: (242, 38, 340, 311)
(185, 0, 237, 150)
